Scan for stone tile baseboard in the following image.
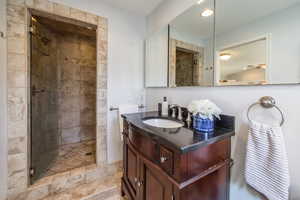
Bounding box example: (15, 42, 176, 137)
(6, 0, 108, 199)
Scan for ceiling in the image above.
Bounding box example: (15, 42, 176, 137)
(99, 0, 165, 16)
(170, 0, 300, 39)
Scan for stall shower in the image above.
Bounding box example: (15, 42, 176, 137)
(175, 47, 202, 86)
(30, 15, 97, 183)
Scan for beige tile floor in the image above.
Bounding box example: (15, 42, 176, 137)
(41, 171, 126, 200)
(44, 140, 96, 177)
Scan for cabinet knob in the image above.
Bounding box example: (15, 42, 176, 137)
(160, 156, 168, 163)
(137, 181, 143, 187)
(134, 177, 138, 183)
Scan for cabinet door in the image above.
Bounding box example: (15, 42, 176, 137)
(139, 159, 173, 200)
(124, 141, 139, 198)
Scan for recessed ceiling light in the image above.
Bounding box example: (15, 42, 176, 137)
(219, 53, 232, 61)
(197, 0, 205, 4)
(201, 9, 214, 17)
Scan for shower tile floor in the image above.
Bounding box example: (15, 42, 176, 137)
(45, 140, 96, 176)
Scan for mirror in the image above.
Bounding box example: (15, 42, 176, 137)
(169, 0, 215, 87)
(144, 0, 300, 87)
(216, 37, 268, 85)
(145, 26, 169, 87)
(215, 0, 300, 86)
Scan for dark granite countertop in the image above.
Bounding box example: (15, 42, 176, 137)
(122, 111, 235, 154)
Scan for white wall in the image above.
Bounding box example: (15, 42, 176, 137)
(0, 0, 7, 198)
(147, 1, 300, 200)
(50, 0, 146, 163)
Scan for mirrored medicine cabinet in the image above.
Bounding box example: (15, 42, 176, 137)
(145, 0, 300, 87)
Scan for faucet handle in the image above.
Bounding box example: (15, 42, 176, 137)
(170, 104, 178, 118)
(186, 112, 192, 128)
(177, 106, 182, 120)
(186, 112, 191, 121)
(171, 107, 176, 118)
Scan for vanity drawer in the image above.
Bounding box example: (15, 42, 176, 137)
(128, 125, 159, 162)
(127, 125, 175, 175)
(159, 146, 174, 175)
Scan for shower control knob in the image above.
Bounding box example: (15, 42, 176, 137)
(0, 31, 5, 38)
(32, 85, 45, 96)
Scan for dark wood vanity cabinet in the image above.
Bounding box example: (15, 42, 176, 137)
(122, 119, 232, 200)
(122, 128, 174, 200)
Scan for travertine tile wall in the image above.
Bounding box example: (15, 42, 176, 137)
(175, 50, 195, 86)
(6, 0, 108, 199)
(169, 38, 204, 87)
(57, 31, 96, 145)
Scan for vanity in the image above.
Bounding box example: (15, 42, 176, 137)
(121, 111, 235, 200)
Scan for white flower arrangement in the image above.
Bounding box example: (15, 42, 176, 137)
(187, 100, 222, 120)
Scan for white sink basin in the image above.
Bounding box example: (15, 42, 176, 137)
(143, 118, 184, 129)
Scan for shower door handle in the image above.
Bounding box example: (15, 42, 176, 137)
(32, 86, 45, 96)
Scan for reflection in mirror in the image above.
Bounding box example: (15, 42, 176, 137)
(145, 27, 169, 87)
(216, 37, 268, 85)
(215, 0, 300, 86)
(169, 0, 215, 87)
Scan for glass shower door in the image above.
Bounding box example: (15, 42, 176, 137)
(30, 19, 59, 183)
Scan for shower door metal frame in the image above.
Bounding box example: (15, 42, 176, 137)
(27, 9, 33, 184)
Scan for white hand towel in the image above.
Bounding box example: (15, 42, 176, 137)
(118, 104, 139, 140)
(245, 121, 290, 200)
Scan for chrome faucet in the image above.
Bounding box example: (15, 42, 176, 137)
(170, 104, 182, 121)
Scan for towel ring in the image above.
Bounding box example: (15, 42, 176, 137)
(247, 96, 285, 126)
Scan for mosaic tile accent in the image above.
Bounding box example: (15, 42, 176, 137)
(6, 0, 109, 199)
(44, 140, 96, 177)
